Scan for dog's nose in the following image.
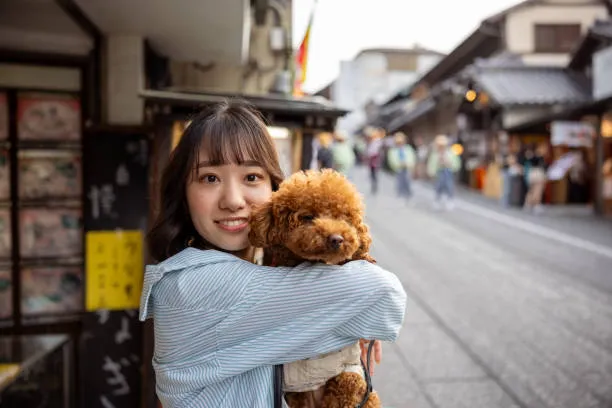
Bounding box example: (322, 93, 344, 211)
(328, 234, 344, 249)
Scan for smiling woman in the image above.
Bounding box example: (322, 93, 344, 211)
(140, 99, 406, 408)
(146, 99, 284, 262)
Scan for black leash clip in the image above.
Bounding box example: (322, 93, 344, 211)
(356, 340, 375, 408)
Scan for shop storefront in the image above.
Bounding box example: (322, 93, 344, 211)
(599, 112, 612, 215)
(0, 7, 149, 407)
(594, 46, 612, 216)
(142, 89, 347, 178)
(0, 50, 92, 406)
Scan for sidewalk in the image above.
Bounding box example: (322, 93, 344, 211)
(407, 175, 612, 248)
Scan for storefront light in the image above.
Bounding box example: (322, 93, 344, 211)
(465, 90, 477, 103)
(268, 126, 290, 139)
(451, 143, 464, 155)
(602, 114, 612, 138)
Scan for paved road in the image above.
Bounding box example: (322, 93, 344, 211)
(352, 167, 612, 408)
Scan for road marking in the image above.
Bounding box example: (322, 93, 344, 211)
(457, 199, 612, 260)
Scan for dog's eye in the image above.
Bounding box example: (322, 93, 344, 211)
(300, 214, 315, 222)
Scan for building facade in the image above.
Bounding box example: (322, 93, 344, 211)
(0, 1, 346, 407)
(319, 47, 444, 136)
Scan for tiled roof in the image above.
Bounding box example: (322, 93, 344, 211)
(591, 19, 612, 40)
(474, 67, 591, 106)
(139, 89, 349, 117)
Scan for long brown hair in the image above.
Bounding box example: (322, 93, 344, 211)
(147, 99, 284, 262)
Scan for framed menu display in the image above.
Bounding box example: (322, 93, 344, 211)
(0, 209, 11, 258)
(17, 93, 81, 141)
(0, 268, 10, 319)
(0, 93, 7, 141)
(0, 149, 9, 200)
(18, 150, 81, 199)
(19, 208, 82, 258)
(21, 266, 83, 315)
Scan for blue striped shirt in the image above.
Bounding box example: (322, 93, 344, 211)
(139, 247, 406, 407)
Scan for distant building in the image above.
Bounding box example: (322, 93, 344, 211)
(314, 46, 445, 136)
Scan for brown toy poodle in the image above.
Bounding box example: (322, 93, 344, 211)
(249, 169, 380, 408)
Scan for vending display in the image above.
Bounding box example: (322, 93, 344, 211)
(2, 90, 83, 324)
(21, 266, 83, 315)
(0, 209, 11, 258)
(19, 208, 82, 258)
(17, 93, 80, 141)
(18, 150, 82, 199)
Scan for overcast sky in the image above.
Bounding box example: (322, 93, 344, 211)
(292, 0, 522, 93)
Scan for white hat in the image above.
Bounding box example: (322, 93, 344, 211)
(434, 134, 449, 146)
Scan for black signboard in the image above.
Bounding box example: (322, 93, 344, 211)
(80, 132, 149, 408)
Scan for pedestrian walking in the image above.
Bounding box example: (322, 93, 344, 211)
(427, 135, 461, 210)
(366, 127, 384, 195)
(316, 131, 335, 170)
(520, 143, 548, 214)
(387, 132, 416, 203)
(331, 130, 356, 179)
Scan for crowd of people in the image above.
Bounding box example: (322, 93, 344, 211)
(499, 143, 592, 214)
(314, 126, 598, 216)
(314, 127, 462, 210)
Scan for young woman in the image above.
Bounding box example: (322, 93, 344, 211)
(140, 100, 406, 407)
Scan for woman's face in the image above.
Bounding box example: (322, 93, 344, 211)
(186, 151, 273, 254)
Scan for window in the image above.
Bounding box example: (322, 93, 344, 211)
(535, 24, 581, 53)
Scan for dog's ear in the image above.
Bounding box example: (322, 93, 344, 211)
(249, 202, 274, 247)
(350, 222, 376, 264)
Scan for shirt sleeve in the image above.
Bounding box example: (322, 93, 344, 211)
(215, 260, 407, 376)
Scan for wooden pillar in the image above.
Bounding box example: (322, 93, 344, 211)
(292, 129, 303, 174)
(300, 130, 314, 170)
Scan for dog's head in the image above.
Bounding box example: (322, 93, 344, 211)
(249, 169, 374, 265)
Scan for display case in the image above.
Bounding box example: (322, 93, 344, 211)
(0, 90, 83, 327)
(0, 334, 73, 408)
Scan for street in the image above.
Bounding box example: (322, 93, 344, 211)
(355, 167, 612, 408)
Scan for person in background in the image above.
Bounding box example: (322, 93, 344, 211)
(365, 128, 384, 195)
(316, 132, 335, 170)
(500, 154, 514, 207)
(332, 130, 356, 179)
(387, 132, 416, 203)
(521, 143, 548, 214)
(500, 153, 522, 207)
(427, 135, 461, 210)
(567, 149, 589, 204)
(353, 133, 368, 166)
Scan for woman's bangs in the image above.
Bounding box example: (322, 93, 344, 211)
(197, 116, 270, 168)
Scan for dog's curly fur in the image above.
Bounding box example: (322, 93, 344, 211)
(249, 169, 380, 408)
(249, 169, 375, 266)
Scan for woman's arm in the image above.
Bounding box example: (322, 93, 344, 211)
(215, 259, 406, 374)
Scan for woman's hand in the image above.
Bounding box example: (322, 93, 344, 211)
(359, 339, 382, 376)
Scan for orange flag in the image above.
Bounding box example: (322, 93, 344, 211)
(294, 3, 316, 96)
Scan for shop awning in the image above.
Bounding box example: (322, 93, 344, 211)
(141, 89, 348, 132)
(505, 95, 612, 132)
(473, 66, 592, 107)
(140, 89, 349, 118)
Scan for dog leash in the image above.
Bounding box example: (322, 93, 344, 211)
(356, 340, 375, 408)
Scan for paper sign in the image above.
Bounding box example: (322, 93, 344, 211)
(85, 231, 143, 311)
(0, 364, 21, 389)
